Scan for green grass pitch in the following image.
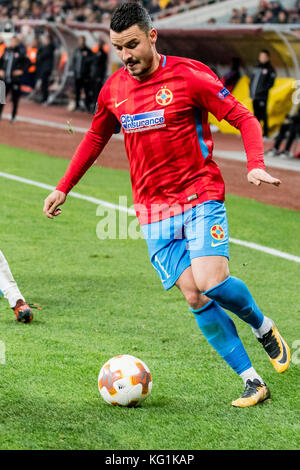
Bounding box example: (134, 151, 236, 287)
(0, 143, 299, 450)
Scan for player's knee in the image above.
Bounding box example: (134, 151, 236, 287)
(184, 290, 205, 310)
(196, 273, 229, 294)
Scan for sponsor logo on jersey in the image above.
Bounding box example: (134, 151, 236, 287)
(156, 87, 173, 106)
(121, 110, 165, 133)
(217, 87, 230, 100)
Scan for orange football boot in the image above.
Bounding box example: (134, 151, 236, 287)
(232, 379, 271, 408)
(12, 299, 33, 323)
(258, 324, 290, 373)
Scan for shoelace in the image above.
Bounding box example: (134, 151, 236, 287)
(27, 303, 43, 310)
(242, 380, 263, 398)
(260, 330, 280, 358)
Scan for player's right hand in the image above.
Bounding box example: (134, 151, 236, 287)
(43, 190, 66, 219)
(247, 168, 281, 187)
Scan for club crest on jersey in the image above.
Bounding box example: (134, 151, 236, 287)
(217, 87, 230, 100)
(210, 225, 225, 240)
(121, 110, 165, 133)
(156, 87, 173, 106)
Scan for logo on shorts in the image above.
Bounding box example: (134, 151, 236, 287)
(217, 87, 230, 100)
(210, 224, 225, 240)
(156, 87, 173, 106)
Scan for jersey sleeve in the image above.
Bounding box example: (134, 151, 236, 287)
(187, 65, 238, 121)
(56, 89, 118, 194)
(186, 62, 265, 172)
(225, 102, 265, 172)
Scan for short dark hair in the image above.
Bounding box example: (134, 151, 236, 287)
(260, 49, 270, 57)
(110, 2, 153, 33)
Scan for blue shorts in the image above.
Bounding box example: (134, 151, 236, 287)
(141, 200, 229, 290)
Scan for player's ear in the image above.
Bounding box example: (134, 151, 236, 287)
(149, 28, 157, 45)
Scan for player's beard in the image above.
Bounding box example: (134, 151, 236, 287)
(125, 60, 140, 75)
(126, 53, 154, 79)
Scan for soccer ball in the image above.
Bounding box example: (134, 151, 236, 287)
(98, 354, 152, 407)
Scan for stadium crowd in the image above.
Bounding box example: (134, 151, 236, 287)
(0, 0, 191, 23)
(229, 1, 300, 25)
(1, 1, 300, 25)
(1, 0, 300, 156)
(0, 32, 108, 115)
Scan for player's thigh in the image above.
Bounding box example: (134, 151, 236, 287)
(191, 255, 229, 293)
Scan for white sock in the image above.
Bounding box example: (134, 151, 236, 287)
(0, 250, 24, 308)
(240, 367, 264, 386)
(252, 316, 273, 339)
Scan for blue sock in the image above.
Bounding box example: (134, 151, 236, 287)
(203, 276, 264, 329)
(191, 300, 252, 375)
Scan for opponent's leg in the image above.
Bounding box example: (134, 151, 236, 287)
(176, 267, 270, 407)
(0, 82, 10, 119)
(0, 250, 33, 323)
(191, 256, 290, 373)
(11, 82, 21, 122)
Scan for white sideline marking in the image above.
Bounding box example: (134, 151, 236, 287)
(4, 113, 300, 168)
(2, 113, 124, 140)
(229, 238, 300, 264)
(215, 150, 300, 173)
(0, 171, 135, 215)
(0, 171, 299, 264)
(2, 113, 89, 134)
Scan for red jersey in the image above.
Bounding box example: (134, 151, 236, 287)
(57, 55, 265, 224)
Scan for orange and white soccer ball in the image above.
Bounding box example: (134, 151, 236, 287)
(98, 354, 152, 407)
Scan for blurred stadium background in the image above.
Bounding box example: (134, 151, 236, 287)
(0, 0, 299, 258)
(0, 0, 300, 451)
(1, 1, 300, 140)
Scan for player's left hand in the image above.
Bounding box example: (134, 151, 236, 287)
(247, 168, 281, 187)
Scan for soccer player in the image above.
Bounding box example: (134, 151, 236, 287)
(43, 3, 290, 407)
(0, 36, 30, 123)
(0, 250, 33, 322)
(249, 50, 276, 138)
